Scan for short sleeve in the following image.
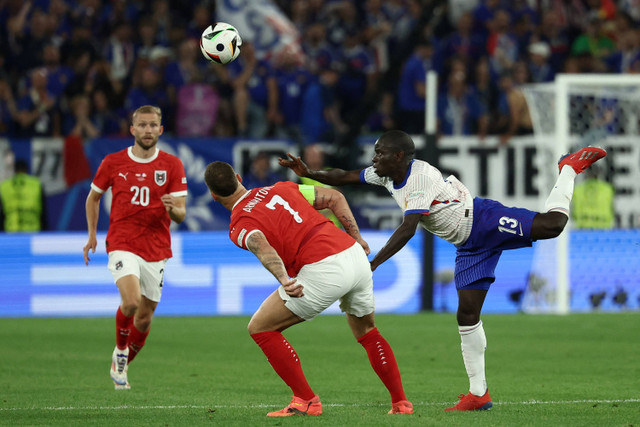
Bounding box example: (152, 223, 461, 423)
(361, 166, 387, 186)
(229, 216, 262, 249)
(168, 156, 188, 197)
(91, 157, 112, 193)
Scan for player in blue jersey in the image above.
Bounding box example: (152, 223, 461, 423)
(280, 129, 606, 411)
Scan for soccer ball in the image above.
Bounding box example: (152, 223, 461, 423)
(200, 23, 242, 65)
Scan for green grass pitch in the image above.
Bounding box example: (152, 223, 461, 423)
(1, 312, 638, 426)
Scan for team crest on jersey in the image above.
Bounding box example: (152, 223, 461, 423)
(155, 170, 167, 186)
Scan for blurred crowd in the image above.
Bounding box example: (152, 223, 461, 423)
(1, 0, 639, 145)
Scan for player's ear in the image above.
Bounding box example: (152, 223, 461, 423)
(210, 192, 219, 202)
(129, 125, 135, 136)
(236, 173, 242, 183)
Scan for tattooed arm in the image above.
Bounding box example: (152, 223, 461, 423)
(246, 231, 304, 297)
(313, 187, 370, 255)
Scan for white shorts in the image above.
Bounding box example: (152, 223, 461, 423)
(277, 243, 375, 321)
(107, 251, 167, 303)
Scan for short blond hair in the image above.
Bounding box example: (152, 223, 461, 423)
(132, 105, 162, 123)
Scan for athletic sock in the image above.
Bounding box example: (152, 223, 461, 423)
(459, 321, 487, 397)
(115, 306, 133, 350)
(251, 331, 315, 401)
(544, 166, 577, 217)
(127, 324, 149, 364)
(358, 328, 407, 403)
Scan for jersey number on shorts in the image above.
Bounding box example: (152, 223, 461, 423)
(130, 186, 150, 206)
(265, 195, 303, 223)
(498, 216, 523, 236)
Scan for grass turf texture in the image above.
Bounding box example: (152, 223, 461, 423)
(1, 313, 638, 426)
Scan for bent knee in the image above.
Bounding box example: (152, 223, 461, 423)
(135, 318, 152, 332)
(533, 212, 568, 240)
(547, 213, 568, 237)
(247, 317, 267, 335)
(120, 301, 140, 316)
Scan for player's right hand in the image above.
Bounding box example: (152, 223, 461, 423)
(83, 237, 97, 266)
(278, 153, 310, 177)
(281, 277, 304, 298)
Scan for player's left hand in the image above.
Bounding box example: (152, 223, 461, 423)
(281, 278, 304, 298)
(161, 194, 176, 212)
(356, 237, 370, 255)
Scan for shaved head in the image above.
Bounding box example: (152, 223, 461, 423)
(377, 130, 415, 160)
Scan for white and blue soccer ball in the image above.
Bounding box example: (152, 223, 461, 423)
(200, 22, 242, 65)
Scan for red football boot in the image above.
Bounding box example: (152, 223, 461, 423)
(445, 390, 493, 411)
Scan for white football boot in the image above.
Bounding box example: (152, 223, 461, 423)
(110, 346, 130, 390)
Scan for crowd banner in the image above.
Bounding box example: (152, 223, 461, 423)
(215, 0, 303, 61)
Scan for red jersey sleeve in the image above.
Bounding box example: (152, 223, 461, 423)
(230, 217, 262, 250)
(167, 155, 188, 197)
(91, 156, 114, 193)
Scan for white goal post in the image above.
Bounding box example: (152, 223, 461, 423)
(522, 74, 640, 314)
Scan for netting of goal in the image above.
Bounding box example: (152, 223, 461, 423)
(522, 74, 640, 314)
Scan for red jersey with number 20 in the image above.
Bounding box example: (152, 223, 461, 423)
(229, 181, 355, 277)
(91, 147, 188, 261)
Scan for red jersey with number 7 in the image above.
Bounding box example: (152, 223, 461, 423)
(229, 181, 355, 277)
(91, 147, 188, 261)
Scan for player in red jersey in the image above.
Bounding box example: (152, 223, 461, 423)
(204, 161, 413, 417)
(83, 105, 187, 390)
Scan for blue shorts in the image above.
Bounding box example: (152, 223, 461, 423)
(455, 197, 537, 290)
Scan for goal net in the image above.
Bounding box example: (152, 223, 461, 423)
(521, 74, 640, 313)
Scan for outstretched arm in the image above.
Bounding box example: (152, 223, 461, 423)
(313, 186, 370, 255)
(246, 231, 304, 297)
(278, 153, 363, 186)
(370, 213, 422, 271)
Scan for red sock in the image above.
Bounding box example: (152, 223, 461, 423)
(127, 324, 149, 364)
(251, 331, 315, 400)
(358, 328, 407, 403)
(115, 306, 133, 350)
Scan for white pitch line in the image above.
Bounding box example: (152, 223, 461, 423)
(1, 399, 638, 412)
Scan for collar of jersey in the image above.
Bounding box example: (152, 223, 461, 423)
(232, 189, 252, 210)
(393, 159, 414, 190)
(127, 146, 159, 163)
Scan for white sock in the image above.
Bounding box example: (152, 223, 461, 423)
(459, 321, 487, 396)
(544, 166, 577, 217)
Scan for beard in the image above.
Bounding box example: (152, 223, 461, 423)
(136, 136, 158, 150)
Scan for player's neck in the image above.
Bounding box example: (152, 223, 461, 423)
(391, 167, 409, 185)
(223, 186, 250, 211)
(131, 143, 157, 159)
